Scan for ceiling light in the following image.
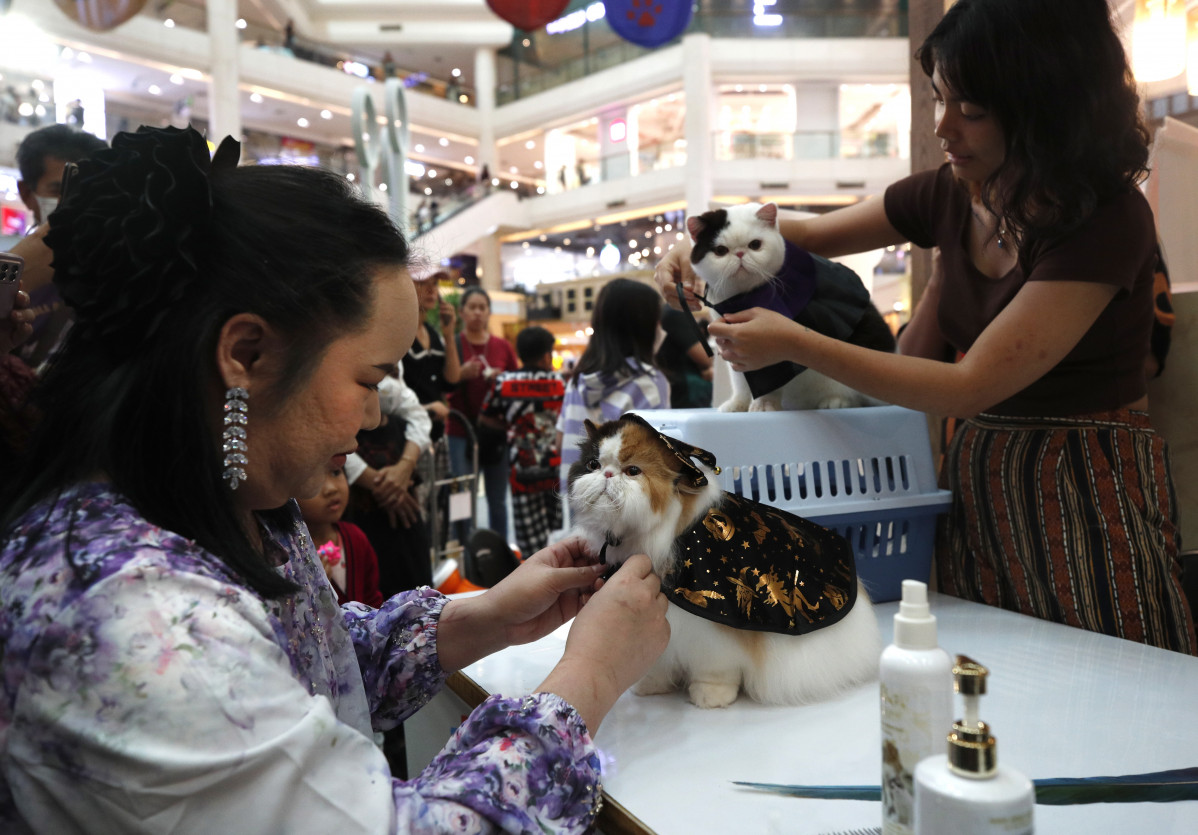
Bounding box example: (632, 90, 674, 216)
(296, 117, 309, 127)
(148, 84, 162, 95)
(522, 38, 531, 47)
(250, 92, 263, 103)
(346, 173, 356, 181)
(320, 109, 332, 119)
(509, 166, 517, 174)
(536, 186, 545, 194)
(415, 143, 424, 152)
(522, 241, 530, 248)
(458, 94, 468, 103)
(379, 183, 388, 191)
(444, 177, 453, 186)
(77, 52, 92, 63)
(164, 18, 175, 28)
(438, 137, 449, 147)
(491, 178, 500, 186)
(564, 238, 571, 245)
(427, 168, 437, 177)
(424, 187, 432, 195)
(525, 140, 535, 150)
(170, 73, 184, 85)
(235, 18, 247, 29)
(464, 155, 475, 165)
(451, 68, 462, 77)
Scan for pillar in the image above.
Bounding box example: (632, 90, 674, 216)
(474, 47, 498, 176)
(682, 33, 714, 215)
(206, 0, 242, 141)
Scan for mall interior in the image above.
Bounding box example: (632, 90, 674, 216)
(3, 1, 1198, 831)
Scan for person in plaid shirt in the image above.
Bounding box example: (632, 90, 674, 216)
(481, 327, 565, 554)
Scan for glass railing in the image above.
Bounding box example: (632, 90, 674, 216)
(713, 130, 904, 161)
(497, 5, 907, 104)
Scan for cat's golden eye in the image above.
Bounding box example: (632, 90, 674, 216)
(748, 239, 762, 250)
(713, 245, 729, 256)
(624, 465, 642, 476)
(586, 458, 601, 471)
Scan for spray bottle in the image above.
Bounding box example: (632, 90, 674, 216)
(879, 580, 954, 835)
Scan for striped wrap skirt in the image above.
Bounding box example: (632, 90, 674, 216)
(936, 410, 1196, 655)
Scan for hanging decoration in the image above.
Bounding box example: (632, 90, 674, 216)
(605, 0, 693, 48)
(53, 0, 146, 31)
(485, 0, 570, 32)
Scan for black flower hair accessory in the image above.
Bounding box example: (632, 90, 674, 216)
(46, 126, 240, 354)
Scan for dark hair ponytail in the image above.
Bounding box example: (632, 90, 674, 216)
(2, 127, 409, 599)
(570, 278, 661, 385)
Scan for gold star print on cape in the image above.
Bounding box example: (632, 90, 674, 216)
(662, 493, 859, 635)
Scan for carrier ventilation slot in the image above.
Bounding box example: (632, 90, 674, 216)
(728, 455, 914, 503)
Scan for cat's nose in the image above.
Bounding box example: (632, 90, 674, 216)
(735, 250, 744, 259)
(604, 470, 615, 479)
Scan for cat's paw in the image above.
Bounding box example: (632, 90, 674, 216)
(718, 395, 751, 412)
(688, 680, 740, 709)
(748, 396, 780, 412)
(816, 396, 858, 410)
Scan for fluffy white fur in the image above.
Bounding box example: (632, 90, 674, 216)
(688, 202, 880, 413)
(569, 426, 882, 709)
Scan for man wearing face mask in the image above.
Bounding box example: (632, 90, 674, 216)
(11, 124, 107, 366)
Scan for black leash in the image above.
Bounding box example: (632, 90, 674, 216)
(676, 281, 715, 357)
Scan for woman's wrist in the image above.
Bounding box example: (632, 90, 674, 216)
(437, 594, 506, 672)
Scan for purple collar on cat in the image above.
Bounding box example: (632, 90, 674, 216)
(711, 242, 817, 319)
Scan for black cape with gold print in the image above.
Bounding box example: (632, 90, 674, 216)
(662, 493, 859, 635)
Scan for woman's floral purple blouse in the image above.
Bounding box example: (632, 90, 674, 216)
(0, 483, 601, 833)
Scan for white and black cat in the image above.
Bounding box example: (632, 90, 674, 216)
(687, 202, 896, 412)
(568, 414, 882, 709)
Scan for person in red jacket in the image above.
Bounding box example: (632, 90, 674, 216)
(298, 465, 384, 607)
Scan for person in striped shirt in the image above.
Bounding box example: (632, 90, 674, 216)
(556, 279, 670, 497)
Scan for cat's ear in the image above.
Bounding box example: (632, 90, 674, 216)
(685, 215, 706, 242)
(583, 419, 599, 440)
(756, 202, 779, 226)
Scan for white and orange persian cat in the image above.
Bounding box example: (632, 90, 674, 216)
(568, 414, 881, 709)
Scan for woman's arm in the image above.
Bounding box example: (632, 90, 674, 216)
(439, 306, 461, 384)
(710, 279, 1118, 419)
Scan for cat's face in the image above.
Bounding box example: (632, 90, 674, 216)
(567, 418, 720, 546)
(687, 203, 786, 301)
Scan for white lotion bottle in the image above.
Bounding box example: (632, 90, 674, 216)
(914, 656, 1034, 834)
(879, 579, 954, 835)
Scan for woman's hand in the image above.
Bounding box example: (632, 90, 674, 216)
(536, 553, 670, 732)
(438, 300, 457, 332)
(707, 308, 804, 372)
(426, 400, 450, 421)
(1, 286, 33, 355)
(385, 490, 423, 529)
(372, 459, 415, 505)
(437, 537, 609, 671)
(459, 357, 484, 381)
(653, 238, 704, 311)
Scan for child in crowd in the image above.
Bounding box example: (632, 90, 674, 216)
(556, 278, 669, 495)
(481, 326, 565, 555)
(297, 465, 384, 608)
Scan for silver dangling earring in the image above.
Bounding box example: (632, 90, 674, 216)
(222, 386, 249, 490)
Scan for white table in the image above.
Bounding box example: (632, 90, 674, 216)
(406, 593, 1198, 834)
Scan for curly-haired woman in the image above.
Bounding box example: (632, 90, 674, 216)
(660, 0, 1195, 654)
(0, 126, 670, 832)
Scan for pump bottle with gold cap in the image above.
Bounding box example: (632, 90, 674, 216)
(912, 656, 1034, 834)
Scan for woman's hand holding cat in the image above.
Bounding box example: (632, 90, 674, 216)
(537, 553, 671, 732)
(437, 537, 608, 672)
(708, 307, 804, 372)
(653, 239, 705, 312)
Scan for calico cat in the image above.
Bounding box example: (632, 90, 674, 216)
(567, 414, 881, 709)
(687, 202, 896, 412)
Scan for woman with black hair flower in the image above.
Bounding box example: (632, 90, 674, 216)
(0, 126, 670, 833)
(659, 0, 1195, 655)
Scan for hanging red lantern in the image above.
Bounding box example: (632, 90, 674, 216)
(605, 0, 694, 48)
(485, 0, 571, 32)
